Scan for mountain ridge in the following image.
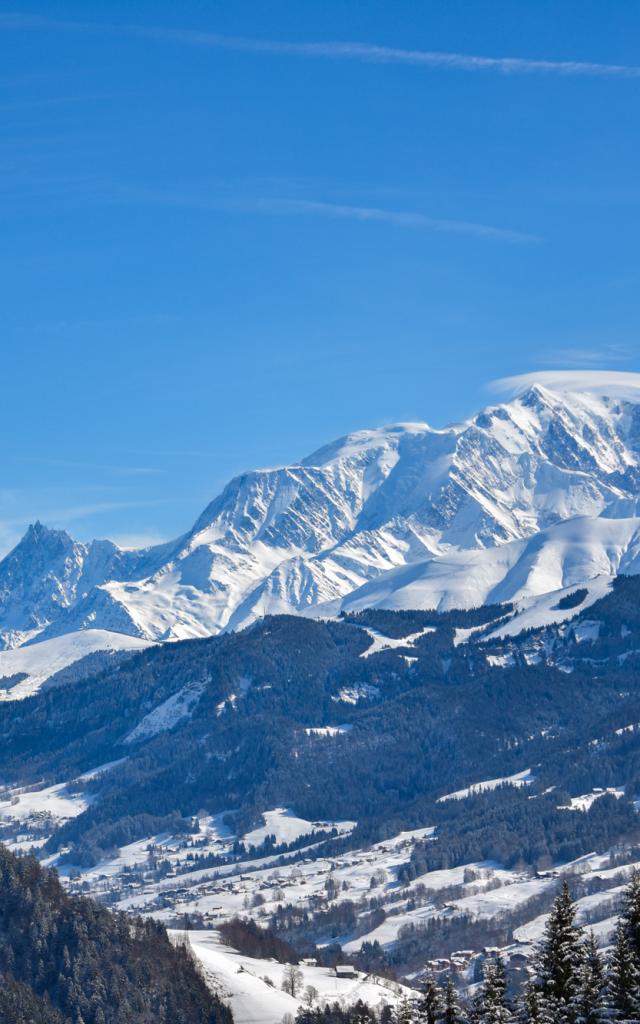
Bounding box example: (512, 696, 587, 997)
(4, 374, 640, 658)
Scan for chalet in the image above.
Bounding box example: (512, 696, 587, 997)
(509, 952, 529, 968)
(449, 950, 477, 972)
(335, 965, 357, 978)
(425, 958, 451, 974)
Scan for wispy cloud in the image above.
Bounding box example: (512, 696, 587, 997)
(539, 344, 633, 368)
(114, 188, 538, 243)
(0, 499, 173, 557)
(0, 92, 136, 112)
(1, 14, 640, 79)
(23, 498, 174, 525)
(108, 532, 167, 550)
(13, 454, 161, 476)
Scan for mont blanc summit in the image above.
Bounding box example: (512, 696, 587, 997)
(3, 373, 640, 663)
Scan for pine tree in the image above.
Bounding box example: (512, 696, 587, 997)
(577, 932, 606, 1024)
(533, 881, 585, 1024)
(352, 1000, 377, 1024)
(380, 1005, 395, 1024)
(443, 977, 464, 1024)
(622, 872, 640, 958)
(395, 995, 417, 1024)
(418, 972, 444, 1024)
(608, 921, 640, 1021)
(516, 982, 543, 1024)
(475, 956, 512, 1024)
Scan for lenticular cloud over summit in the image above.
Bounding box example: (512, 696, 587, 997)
(491, 369, 640, 400)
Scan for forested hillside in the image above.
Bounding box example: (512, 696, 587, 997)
(2, 578, 640, 989)
(0, 844, 232, 1024)
(2, 578, 640, 875)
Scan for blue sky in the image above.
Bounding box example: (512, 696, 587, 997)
(2, 1, 640, 552)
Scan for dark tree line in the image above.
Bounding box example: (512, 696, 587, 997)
(0, 844, 232, 1024)
(218, 917, 300, 964)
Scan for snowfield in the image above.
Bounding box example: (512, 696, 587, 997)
(341, 518, 635, 621)
(559, 787, 626, 812)
(359, 626, 436, 658)
(0, 781, 89, 826)
(124, 678, 207, 744)
(437, 769, 535, 802)
(184, 930, 412, 1024)
(242, 808, 356, 849)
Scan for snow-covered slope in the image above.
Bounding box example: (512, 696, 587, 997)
(185, 931, 411, 1024)
(0, 630, 152, 700)
(4, 371, 640, 663)
(340, 515, 640, 614)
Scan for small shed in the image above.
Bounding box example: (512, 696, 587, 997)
(335, 964, 357, 978)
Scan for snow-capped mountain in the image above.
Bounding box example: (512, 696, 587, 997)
(0, 520, 177, 650)
(4, 371, 640, 661)
(0, 522, 124, 650)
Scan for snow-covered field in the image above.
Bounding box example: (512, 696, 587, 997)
(2, 764, 638, 1010)
(0, 781, 89, 826)
(184, 930, 411, 1024)
(359, 626, 435, 658)
(0, 760, 124, 853)
(437, 769, 535, 803)
(242, 808, 355, 849)
(560, 787, 625, 812)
